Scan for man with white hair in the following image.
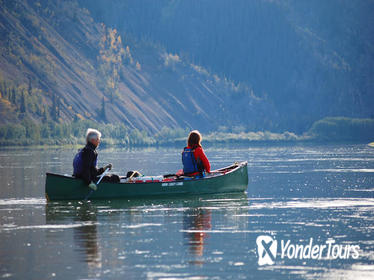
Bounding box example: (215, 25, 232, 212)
(73, 128, 116, 190)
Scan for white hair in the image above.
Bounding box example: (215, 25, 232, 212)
(86, 128, 102, 142)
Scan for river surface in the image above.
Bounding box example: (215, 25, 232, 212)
(0, 144, 373, 279)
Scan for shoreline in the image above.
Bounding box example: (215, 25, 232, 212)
(0, 138, 371, 150)
(1, 117, 373, 148)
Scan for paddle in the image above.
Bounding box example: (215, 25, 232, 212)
(84, 167, 110, 201)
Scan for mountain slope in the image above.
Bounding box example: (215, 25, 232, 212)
(81, 0, 374, 132)
(0, 0, 270, 132)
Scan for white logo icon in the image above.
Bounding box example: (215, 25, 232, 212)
(256, 235, 277, 266)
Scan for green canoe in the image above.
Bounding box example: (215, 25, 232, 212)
(45, 161, 248, 201)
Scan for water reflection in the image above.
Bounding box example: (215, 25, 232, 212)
(38, 191, 374, 279)
(44, 193, 248, 271)
(73, 204, 102, 268)
(46, 202, 102, 270)
(183, 208, 212, 265)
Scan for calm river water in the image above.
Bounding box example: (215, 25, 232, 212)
(0, 144, 373, 279)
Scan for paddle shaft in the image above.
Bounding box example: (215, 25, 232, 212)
(96, 168, 109, 184)
(84, 167, 110, 201)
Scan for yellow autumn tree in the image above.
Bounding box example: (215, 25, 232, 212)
(97, 27, 133, 103)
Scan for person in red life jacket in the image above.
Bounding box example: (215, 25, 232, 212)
(181, 130, 211, 177)
(73, 128, 119, 190)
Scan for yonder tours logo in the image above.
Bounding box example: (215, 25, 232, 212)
(256, 235, 278, 265)
(256, 235, 360, 266)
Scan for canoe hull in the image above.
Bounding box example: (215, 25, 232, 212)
(45, 161, 248, 201)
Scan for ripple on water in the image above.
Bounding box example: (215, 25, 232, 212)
(302, 264, 374, 280)
(249, 198, 374, 209)
(0, 222, 98, 231)
(0, 198, 45, 206)
(121, 223, 163, 229)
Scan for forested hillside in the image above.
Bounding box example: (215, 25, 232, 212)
(0, 0, 373, 139)
(82, 0, 374, 132)
(0, 0, 270, 134)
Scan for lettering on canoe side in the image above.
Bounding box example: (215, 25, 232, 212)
(161, 182, 184, 187)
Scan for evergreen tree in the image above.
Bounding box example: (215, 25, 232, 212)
(51, 93, 57, 121)
(100, 96, 107, 122)
(28, 79, 32, 95)
(11, 88, 16, 104)
(0, 81, 6, 98)
(20, 91, 26, 113)
(57, 97, 60, 119)
(42, 105, 49, 122)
